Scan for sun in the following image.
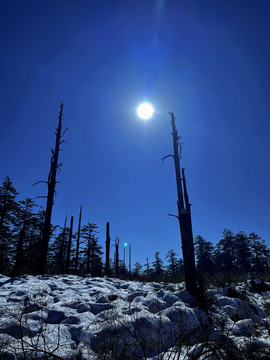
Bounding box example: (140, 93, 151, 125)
(137, 102, 154, 120)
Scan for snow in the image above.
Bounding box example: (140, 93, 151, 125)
(0, 274, 270, 359)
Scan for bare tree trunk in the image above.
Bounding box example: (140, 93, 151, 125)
(163, 112, 197, 297)
(60, 216, 67, 273)
(65, 216, 73, 274)
(75, 206, 82, 273)
(105, 222, 110, 275)
(129, 243, 131, 274)
(115, 237, 119, 277)
(37, 103, 66, 274)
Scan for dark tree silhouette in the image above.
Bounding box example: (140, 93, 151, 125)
(195, 235, 215, 275)
(249, 232, 270, 273)
(81, 223, 101, 275)
(36, 103, 67, 274)
(234, 231, 252, 273)
(144, 257, 151, 277)
(65, 216, 74, 273)
(162, 112, 197, 296)
(152, 251, 164, 280)
(105, 222, 110, 275)
(215, 229, 236, 272)
(0, 177, 18, 273)
(12, 198, 36, 276)
(114, 237, 119, 276)
(133, 262, 143, 278)
(166, 249, 178, 279)
(75, 206, 82, 273)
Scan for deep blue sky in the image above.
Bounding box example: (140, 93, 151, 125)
(1, 0, 270, 268)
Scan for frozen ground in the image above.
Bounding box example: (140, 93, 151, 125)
(0, 274, 270, 359)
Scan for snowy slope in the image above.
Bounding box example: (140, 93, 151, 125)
(0, 274, 270, 359)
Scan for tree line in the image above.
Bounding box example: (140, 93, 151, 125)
(1, 106, 269, 286)
(0, 176, 269, 282)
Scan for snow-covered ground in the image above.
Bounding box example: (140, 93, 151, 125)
(0, 274, 270, 359)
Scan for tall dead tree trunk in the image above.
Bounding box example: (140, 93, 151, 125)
(162, 112, 197, 297)
(60, 216, 67, 273)
(115, 237, 119, 277)
(36, 103, 66, 274)
(105, 222, 110, 275)
(129, 243, 131, 274)
(75, 206, 82, 273)
(65, 216, 73, 274)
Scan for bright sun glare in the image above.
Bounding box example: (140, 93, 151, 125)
(137, 102, 154, 120)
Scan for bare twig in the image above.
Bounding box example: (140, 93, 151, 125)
(161, 154, 174, 164)
(32, 180, 48, 186)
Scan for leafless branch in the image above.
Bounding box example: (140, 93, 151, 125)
(32, 181, 47, 186)
(161, 154, 174, 164)
(168, 213, 179, 219)
(51, 225, 60, 233)
(61, 128, 69, 138)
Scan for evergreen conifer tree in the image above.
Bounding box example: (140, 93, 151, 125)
(0, 177, 19, 273)
(81, 223, 102, 276)
(12, 198, 37, 275)
(152, 251, 164, 280)
(195, 235, 215, 275)
(165, 250, 178, 280)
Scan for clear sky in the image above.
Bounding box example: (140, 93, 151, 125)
(0, 0, 269, 268)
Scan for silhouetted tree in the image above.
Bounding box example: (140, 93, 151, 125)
(49, 216, 68, 273)
(195, 235, 215, 275)
(65, 216, 74, 273)
(152, 251, 164, 280)
(234, 231, 252, 273)
(105, 222, 110, 275)
(36, 103, 67, 274)
(249, 232, 270, 273)
(25, 209, 45, 273)
(166, 249, 178, 279)
(0, 177, 18, 273)
(133, 262, 143, 278)
(144, 257, 150, 276)
(114, 237, 119, 277)
(81, 223, 102, 275)
(215, 229, 236, 272)
(119, 260, 128, 278)
(75, 206, 82, 273)
(12, 198, 36, 275)
(162, 112, 197, 296)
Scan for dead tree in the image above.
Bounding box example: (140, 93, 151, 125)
(75, 206, 82, 272)
(65, 216, 73, 273)
(60, 215, 67, 273)
(114, 237, 119, 277)
(105, 222, 111, 275)
(162, 112, 197, 297)
(36, 103, 67, 274)
(129, 243, 131, 274)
